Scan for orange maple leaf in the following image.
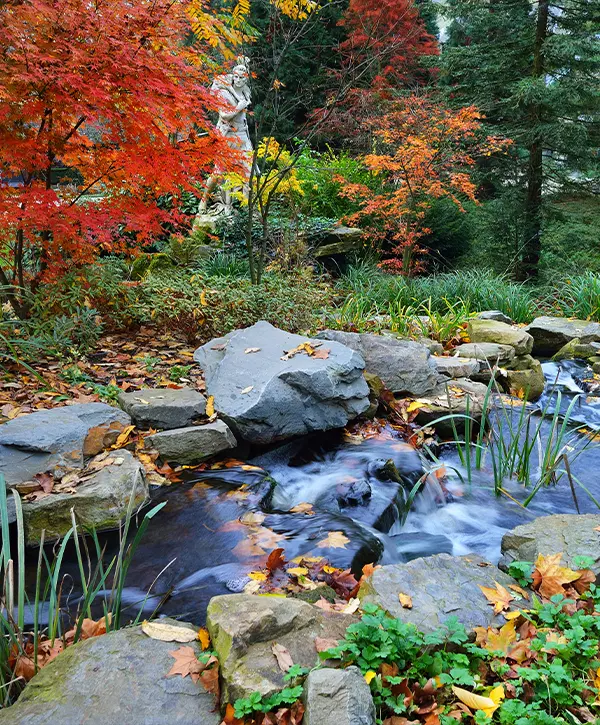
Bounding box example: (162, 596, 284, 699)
(479, 581, 514, 614)
(532, 553, 581, 598)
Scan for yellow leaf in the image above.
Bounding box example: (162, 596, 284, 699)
(205, 395, 215, 418)
(198, 627, 210, 650)
(503, 610, 522, 620)
(533, 553, 581, 598)
(317, 531, 350, 549)
(113, 424, 136, 449)
(323, 565, 339, 574)
(406, 400, 424, 413)
(364, 671, 377, 684)
(248, 571, 267, 581)
(287, 567, 308, 577)
(452, 685, 504, 717)
(479, 581, 514, 614)
(241, 386, 254, 394)
(200, 290, 208, 306)
(398, 592, 413, 609)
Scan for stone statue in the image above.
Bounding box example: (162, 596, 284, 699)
(196, 59, 253, 222)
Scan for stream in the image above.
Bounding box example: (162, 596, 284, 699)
(30, 359, 600, 625)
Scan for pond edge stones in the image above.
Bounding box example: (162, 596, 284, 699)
(195, 321, 370, 445)
(146, 419, 236, 465)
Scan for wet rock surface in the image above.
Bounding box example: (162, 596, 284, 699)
(0, 403, 131, 486)
(118, 387, 207, 430)
(206, 594, 354, 702)
(22, 449, 148, 544)
(303, 667, 376, 725)
(0, 620, 219, 725)
(317, 329, 439, 396)
(195, 322, 370, 445)
(358, 554, 521, 634)
(500, 514, 600, 574)
(146, 420, 236, 464)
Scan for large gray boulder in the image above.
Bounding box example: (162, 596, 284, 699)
(0, 403, 131, 486)
(303, 667, 375, 725)
(358, 554, 521, 634)
(206, 594, 354, 702)
(0, 620, 219, 725)
(195, 322, 370, 445)
(525, 316, 600, 357)
(468, 319, 533, 356)
(317, 329, 439, 396)
(118, 388, 206, 430)
(146, 420, 236, 464)
(500, 514, 600, 574)
(22, 449, 148, 544)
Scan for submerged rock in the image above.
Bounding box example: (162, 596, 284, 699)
(358, 553, 521, 634)
(22, 449, 148, 544)
(0, 620, 219, 725)
(118, 387, 206, 430)
(500, 513, 600, 574)
(317, 329, 439, 396)
(525, 316, 600, 357)
(0, 403, 130, 486)
(146, 420, 236, 464)
(195, 322, 370, 445)
(303, 667, 376, 725)
(206, 594, 354, 702)
(468, 318, 533, 356)
(502, 360, 545, 401)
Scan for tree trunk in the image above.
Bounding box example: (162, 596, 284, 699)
(521, 0, 548, 281)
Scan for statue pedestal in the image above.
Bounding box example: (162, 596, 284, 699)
(192, 211, 221, 233)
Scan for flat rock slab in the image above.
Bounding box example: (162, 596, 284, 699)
(455, 342, 515, 366)
(207, 594, 355, 702)
(358, 553, 521, 634)
(468, 319, 533, 356)
(414, 378, 488, 435)
(303, 667, 375, 725)
(22, 449, 148, 544)
(195, 322, 370, 445)
(146, 420, 236, 464)
(118, 388, 206, 430)
(317, 329, 439, 396)
(432, 356, 480, 379)
(0, 620, 219, 725)
(500, 514, 600, 574)
(0, 403, 130, 486)
(525, 316, 600, 357)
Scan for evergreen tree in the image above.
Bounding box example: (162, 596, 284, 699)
(441, 0, 600, 279)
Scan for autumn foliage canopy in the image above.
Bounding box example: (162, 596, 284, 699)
(0, 0, 233, 316)
(340, 96, 511, 273)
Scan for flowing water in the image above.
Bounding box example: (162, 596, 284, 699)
(28, 359, 600, 624)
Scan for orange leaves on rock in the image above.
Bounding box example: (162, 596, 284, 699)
(280, 341, 328, 361)
(398, 592, 413, 609)
(532, 553, 590, 599)
(317, 531, 350, 549)
(167, 646, 219, 698)
(479, 581, 514, 614)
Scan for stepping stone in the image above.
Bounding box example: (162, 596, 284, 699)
(146, 420, 236, 464)
(118, 387, 206, 430)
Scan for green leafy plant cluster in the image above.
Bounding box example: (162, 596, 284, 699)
(323, 594, 600, 725)
(233, 665, 309, 718)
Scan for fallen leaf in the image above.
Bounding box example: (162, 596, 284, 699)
(317, 531, 349, 549)
(113, 424, 136, 448)
(479, 581, 514, 614)
(365, 670, 377, 684)
(312, 348, 330, 359)
(314, 637, 339, 653)
(142, 620, 198, 642)
(248, 571, 267, 581)
(452, 685, 504, 718)
(398, 592, 413, 609)
(532, 553, 581, 598)
(287, 567, 308, 577)
(34, 472, 54, 494)
(474, 620, 517, 654)
(507, 584, 530, 600)
(272, 643, 294, 672)
(206, 395, 215, 418)
(244, 347, 261, 354)
(198, 628, 210, 650)
(266, 547, 286, 572)
(241, 386, 254, 394)
(289, 502, 315, 515)
(166, 646, 205, 683)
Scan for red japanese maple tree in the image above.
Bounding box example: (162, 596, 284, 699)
(0, 0, 233, 318)
(339, 95, 511, 274)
